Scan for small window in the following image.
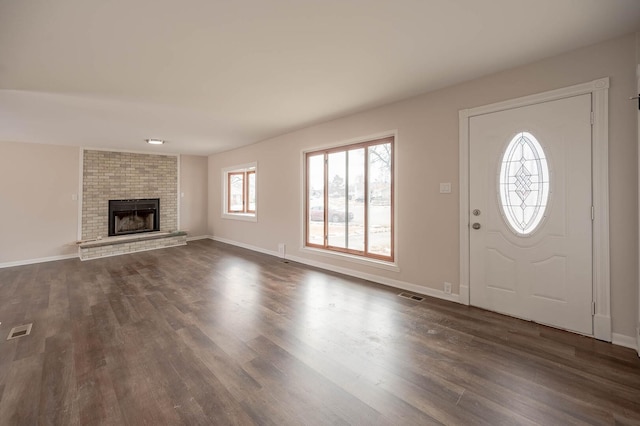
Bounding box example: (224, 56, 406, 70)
(223, 163, 257, 220)
(499, 132, 549, 235)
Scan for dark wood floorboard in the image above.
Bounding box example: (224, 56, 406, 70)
(0, 239, 639, 425)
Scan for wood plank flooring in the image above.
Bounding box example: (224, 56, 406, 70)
(0, 239, 639, 425)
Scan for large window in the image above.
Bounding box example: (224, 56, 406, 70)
(223, 163, 256, 220)
(305, 136, 394, 261)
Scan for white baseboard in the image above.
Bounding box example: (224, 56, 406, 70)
(0, 253, 78, 269)
(612, 333, 638, 351)
(211, 236, 461, 304)
(187, 235, 213, 242)
(212, 236, 280, 258)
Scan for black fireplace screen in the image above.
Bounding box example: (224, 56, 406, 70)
(108, 199, 160, 236)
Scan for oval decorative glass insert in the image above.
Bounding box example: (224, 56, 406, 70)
(499, 132, 549, 235)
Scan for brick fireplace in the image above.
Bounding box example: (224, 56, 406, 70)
(80, 150, 185, 259)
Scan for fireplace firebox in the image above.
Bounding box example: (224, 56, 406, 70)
(108, 199, 160, 237)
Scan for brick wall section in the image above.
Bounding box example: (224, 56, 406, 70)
(80, 235, 186, 260)
(82, 150, 178, 240)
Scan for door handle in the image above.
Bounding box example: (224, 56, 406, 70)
(472, 223, 481, 230)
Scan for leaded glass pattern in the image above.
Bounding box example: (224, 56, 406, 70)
(499, 132, 549, 235)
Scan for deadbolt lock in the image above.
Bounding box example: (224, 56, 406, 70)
(473, 209, 481, 216)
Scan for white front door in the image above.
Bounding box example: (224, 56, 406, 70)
(469, 94, 593, 335)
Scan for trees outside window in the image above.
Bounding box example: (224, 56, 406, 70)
(306, 136, 394, 261)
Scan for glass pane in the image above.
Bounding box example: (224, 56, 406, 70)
(327, 151, 347, 248)
(367, 143, 392, 257)
(347, 148, 365, 252)
(307, 154, 325, 246)
(499, 132, 549, 235)
(229, 173, 244, 212)
(247, 172, 256, 212)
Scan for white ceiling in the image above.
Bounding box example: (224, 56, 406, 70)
(1, 0, 639, 155)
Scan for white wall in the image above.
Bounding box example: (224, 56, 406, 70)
(0, 144, 210, 265)
(180, 155, 209, 238)
(208, 33, 639, 338)
(0, 141, 80, 264)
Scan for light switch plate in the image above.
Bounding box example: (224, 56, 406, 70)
(439, 183, 451, 194)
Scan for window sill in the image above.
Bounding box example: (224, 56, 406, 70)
(300, 246, 399, 272)
(222, 213, 257, 222)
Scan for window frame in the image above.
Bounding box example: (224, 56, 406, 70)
(498, 131, 550, 237)
(304, 136, 395, 262)
(222, 162, 257, 221)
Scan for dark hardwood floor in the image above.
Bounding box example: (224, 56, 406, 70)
(0, 240, 639, 425)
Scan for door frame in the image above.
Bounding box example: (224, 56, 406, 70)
(636, 64, 640, 356)
(458, 78, 611, 341)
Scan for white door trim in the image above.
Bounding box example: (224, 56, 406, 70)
(636, 64, 640, 356)
(459, 77, 611, 341)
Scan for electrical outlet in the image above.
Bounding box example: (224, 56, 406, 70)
(278, 243, 286, 258)
(444, 282, 452, 294)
